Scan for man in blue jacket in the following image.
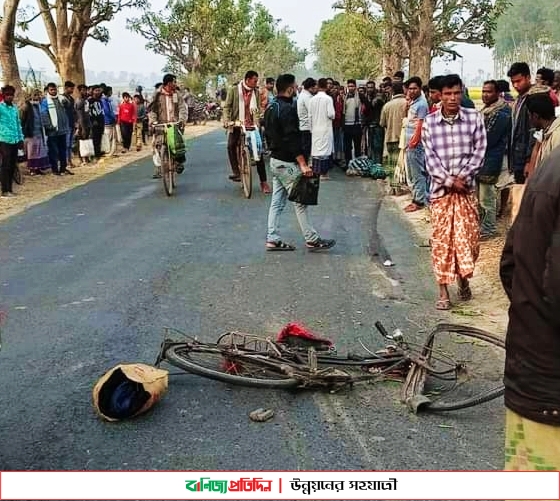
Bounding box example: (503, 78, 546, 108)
(478, 80, 511, 239)
(102, 85, 117, 156)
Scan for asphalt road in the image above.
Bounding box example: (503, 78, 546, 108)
(0, 129, 504, 475)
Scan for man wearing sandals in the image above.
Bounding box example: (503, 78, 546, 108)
(263, 74, 336, 252)
(422, 74, 487, 310)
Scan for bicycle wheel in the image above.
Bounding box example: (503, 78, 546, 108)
(161, 147, 173, 196)
(403, 323, 505, 412)
(240, 145, 252, 199)
(13, 165, 23, 185)
(164, 344, 299, 389)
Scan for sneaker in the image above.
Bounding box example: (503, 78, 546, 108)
(152, 173, 162, 179)
(229, 174, 241, 182)
(306, 238, 336, 251)
(64, 169, 75, 176)
(1, 192, 16, 198)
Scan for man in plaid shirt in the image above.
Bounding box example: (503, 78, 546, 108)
(422, 74, 487, 310)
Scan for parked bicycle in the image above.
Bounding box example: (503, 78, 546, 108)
(153, 122, 185, 197)
(155, 322, 505, 413)
(226, 120, 262, 199)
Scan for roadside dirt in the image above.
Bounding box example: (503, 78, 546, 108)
(392, 191, 510, 335)
(0, 122, 221, 223)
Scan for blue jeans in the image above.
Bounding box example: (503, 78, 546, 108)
(477, 181, 497, 235)
(47, 134, 68, 173)
(406, 145, 429, 206)
(66, 130, 74, 163)
(266, 158, 319, 244)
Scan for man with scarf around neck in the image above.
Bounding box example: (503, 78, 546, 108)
(342, 79, 363, 168)
(40, 82, 73, 176)
(478, 80, 511, 239)
(223, 70, 271, 194)
(422, 74, 487, 311)
(147, 73, 188, 178)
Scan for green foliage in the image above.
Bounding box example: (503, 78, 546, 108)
(313, 12, 382, 80)
(128, 0, 306, 82)
(493, 0, 560, 66)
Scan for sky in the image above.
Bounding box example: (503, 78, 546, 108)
(15, 0, 495, 80)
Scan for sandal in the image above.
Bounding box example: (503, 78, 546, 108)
(306, 239, 336, 251)
(436, 298, 451, 311)
(266, 241, 295, 251)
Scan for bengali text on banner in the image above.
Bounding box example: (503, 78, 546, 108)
(0, 471, 559, 500)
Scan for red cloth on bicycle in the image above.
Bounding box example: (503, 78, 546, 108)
(276, 322, 333, 347)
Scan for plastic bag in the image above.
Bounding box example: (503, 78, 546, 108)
(92, 363, 169, 422)
(79, 139, 94, 158)
(288, 175, 320, 206)
(166, 124, 186, 161)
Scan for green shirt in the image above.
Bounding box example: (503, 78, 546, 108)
(0, 102, 24, 144)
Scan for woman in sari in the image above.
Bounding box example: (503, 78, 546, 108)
(20, 89, 50, 175)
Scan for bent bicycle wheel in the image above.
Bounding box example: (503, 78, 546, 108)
(403, 323, 505, 412)
(165, 345, 299, 389)
(240, 146, 252, 199)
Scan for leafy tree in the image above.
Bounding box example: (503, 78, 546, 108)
(493, 0, 560, 77)
(13, 0, 147, 85)
(334, 0, 509, 82)
(128, 0, 305, 83)
(313, 12, 382, 81)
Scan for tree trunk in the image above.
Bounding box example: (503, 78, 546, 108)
(57, 42, 86, 85)
(0, 0, 24, 98)
(382, 53, 402, 78)
(407, 1, 435, 83)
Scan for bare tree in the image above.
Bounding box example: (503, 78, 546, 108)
(15, 0, 147, 85)
(0, 0, 24, 96)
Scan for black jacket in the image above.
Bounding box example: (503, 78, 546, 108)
(509, 86, 549, 180)
(20, 101, 41, 138)
(500, 146, 560, 426)
(264, 96, 303, 163)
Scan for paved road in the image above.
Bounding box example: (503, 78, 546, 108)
(0, 130, 504, 473)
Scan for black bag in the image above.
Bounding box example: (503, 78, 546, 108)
(288, 175, 320, 206)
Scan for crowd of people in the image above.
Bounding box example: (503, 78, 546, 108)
(224, 64, 559, 473)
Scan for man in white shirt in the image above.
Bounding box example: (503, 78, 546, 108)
(297, 78, 317, 162)
(309, 78, 335, 180)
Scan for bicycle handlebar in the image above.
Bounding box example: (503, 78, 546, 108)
(152, 121, 183, 128)
(375, 321, 404, 343)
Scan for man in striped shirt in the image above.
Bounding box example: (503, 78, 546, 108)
(422, 74, 487, 310)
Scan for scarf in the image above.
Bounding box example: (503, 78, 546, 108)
(46, 95, 59, 130)
(238, 81, 258, 126)
(481, 98, 508, 131)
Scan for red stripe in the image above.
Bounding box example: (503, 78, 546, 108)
(279, 476, 282, 494)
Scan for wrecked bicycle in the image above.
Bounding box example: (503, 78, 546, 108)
(155, 322, 505, 413)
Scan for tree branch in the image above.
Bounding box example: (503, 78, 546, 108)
(14, 34, 57, 66)
(36, 0, 57, 51)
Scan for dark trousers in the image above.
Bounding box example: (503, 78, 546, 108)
(0, 142, 18, 194)
(368, 124, 385, 164)
(344, 124, 362, 165)
(120, 122, 134, 150)
(47, 134, 68, 173)
(91, 122, 104, 158)
(301, 130, 312, 163)
(227, 128, 267, 182)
